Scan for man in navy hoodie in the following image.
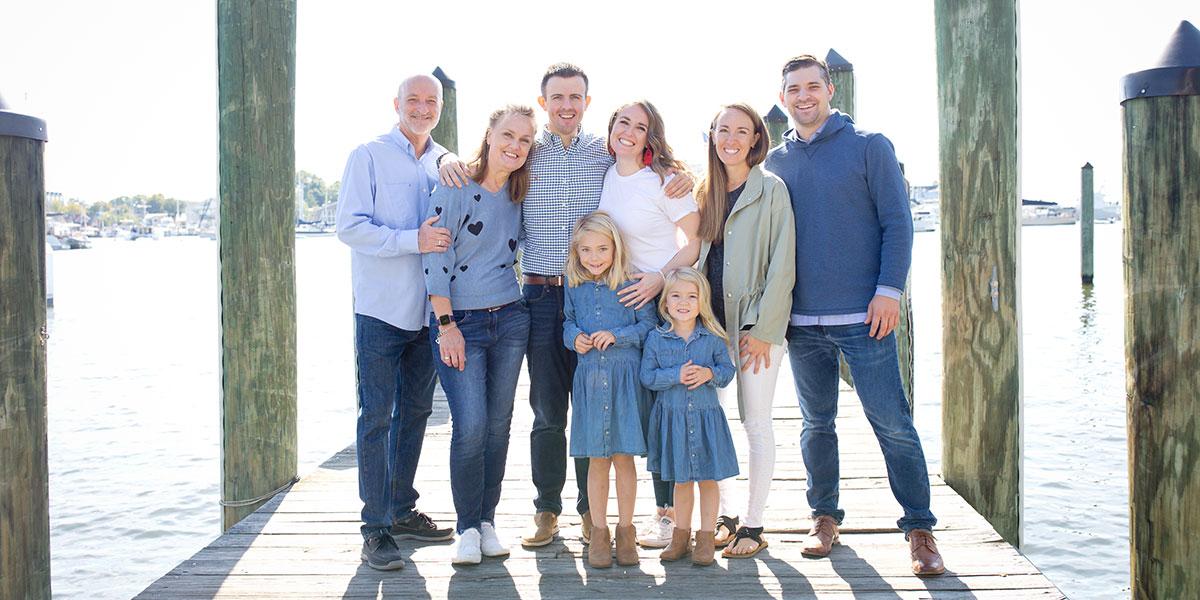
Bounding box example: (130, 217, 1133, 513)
(764, 55, 944, 576)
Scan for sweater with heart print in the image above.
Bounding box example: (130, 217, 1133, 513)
(422, 180, 522, 311)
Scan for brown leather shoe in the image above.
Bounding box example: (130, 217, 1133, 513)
(521, 512, 559, 547)
(800, 515, 839, 557)
(692, 530, 716, 566)
(581, 511, 593, 545)
(615, 524, 639, 566)
(908, 529, 945, 576)
(588, 526, 612, 568)
(659, 527, 693, 561)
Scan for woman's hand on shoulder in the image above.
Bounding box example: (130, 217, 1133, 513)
(663, 168, 695, 199)
(618, 271, 665, 309)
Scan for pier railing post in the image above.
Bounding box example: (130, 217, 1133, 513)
(824, 49, 916, 408)
(935, 0, 1023, 546)
(0, 100, 51, 600)
(217, 0, 298, 530)
(1121, 20, 1200, 599)
(1081, 163, 1094, 284)
(764, 105, 788, 148)
(431, 67, 457, 154)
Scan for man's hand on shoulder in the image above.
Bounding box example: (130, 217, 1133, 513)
(664, 167, 695, 199)
(865, 294, 901, 340)
(417, 215, 451, 253)
(437, 153, 470, 188)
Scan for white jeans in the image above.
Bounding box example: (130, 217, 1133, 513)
(718, 343, 785, 528)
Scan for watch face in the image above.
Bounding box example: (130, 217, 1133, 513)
(438, 314, 452, 326)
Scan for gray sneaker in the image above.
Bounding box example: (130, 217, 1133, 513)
(361, 533, 405, 570)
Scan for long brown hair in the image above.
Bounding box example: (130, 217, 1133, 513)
(469, 104, 537, 203)
(695, 103, 770, 242)
(606, 100, 685, 185)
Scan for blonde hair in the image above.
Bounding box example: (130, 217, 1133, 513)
(696, 103, 771, 242)
(606, 100, 686, 185)
(658, 267, 727, 340)
(469, 104, 537, 203)
(564, 211, 631, 290)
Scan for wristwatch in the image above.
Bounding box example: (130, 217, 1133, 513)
(437, 313, 454, 327)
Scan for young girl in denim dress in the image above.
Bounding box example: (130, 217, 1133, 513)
(640, 267, 738, 566)
(562, 211, 657, 568)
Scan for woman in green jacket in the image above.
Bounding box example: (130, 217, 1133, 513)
(695, 103, 796, 558)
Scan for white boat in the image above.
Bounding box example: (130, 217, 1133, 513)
(1022, 202, 1078, 226)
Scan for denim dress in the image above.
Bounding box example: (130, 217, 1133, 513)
(563, 279, 657, 458)
(641, 325, 739, 483)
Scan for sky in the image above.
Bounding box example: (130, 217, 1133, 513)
(1, 0, 1196, 207)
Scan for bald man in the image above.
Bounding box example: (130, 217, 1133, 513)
(335, 74, 454, 570)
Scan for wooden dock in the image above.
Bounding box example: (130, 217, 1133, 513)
(138, 370, 1064, 599)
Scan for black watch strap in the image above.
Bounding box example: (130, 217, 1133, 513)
(437, 313, 454, 327)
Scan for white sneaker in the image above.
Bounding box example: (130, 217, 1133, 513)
(479, 522, 511, 557)
(637, 514, 675, 548)
(452, 528, 482, 565)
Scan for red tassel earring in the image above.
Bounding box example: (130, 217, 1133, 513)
(642, 146, 653, 166)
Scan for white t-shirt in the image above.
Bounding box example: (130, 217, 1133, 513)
(597, 166, 698, 273)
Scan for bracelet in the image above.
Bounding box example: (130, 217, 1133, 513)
(435, 323, 456, 344)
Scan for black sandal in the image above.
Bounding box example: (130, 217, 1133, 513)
(714, 515, 739, 548)
(722, 526, 768, 559)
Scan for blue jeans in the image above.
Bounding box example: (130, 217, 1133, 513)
(431, 302, 530, 533)
(354, 314, 437, 540)
(524, 283, 591, 516)
(786, 323, 936, 532)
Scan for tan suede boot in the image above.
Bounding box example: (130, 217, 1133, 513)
(658, 527, 692, 561)
(614, 524, 639, 566)
(692, 530, 716, 566)
(588, 526, 612, 568)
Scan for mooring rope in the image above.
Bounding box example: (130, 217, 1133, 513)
(219, 476, 299, 508)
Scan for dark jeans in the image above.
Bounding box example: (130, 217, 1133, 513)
(431, 302, 530, 533)
(354, 314, 437, 540)
(786, 323, 936, 532)
(523, 283, 591, 516)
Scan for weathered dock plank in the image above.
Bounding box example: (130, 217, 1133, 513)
(138, 368, 1063, 599)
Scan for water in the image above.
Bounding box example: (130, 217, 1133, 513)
(43, 227, 1128, 599)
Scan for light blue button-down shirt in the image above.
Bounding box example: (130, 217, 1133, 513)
(336, 127, 445, 331)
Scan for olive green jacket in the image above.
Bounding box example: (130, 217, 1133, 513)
(698, 166, 796, 417)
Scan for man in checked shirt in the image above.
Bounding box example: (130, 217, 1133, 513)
(439, 63, 693, 548)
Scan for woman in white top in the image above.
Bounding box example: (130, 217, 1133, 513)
(595, 99, 700, 549)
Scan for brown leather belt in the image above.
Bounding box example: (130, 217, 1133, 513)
(524, 274, 564, 287)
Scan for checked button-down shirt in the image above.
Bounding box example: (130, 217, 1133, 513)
(520, 128, 614, 276)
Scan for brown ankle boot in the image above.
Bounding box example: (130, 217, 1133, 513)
(692, 530, 716, 566)
(588, 526, 612, 568)
(659, 527, 692, 561)
(615, 524, 638, 566)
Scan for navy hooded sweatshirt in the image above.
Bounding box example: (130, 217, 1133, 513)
(764, 110, 913, 317)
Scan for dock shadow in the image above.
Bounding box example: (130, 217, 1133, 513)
(828, 543, 903, 599)
(341, 559, 433, 600)
(534, 537, 585, 597)
(446, 555, 520, 600)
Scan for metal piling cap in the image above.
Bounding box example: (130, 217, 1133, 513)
(0, 89, 48, 141)
(1121, 20, 1200, 102)
(432, 67, 455, 89)
(825, 49, 853, 72)
(765, 105, 788, 123)
(1083, 162, 1093, 170)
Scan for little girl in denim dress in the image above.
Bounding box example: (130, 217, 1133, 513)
(640, 267, 738, 566)
(562, 211, 657, 568)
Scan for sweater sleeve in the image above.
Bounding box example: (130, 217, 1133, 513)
(865, 134, 913, 292)
(747, 176, 797, 346)
(640, 334, 680, 391)
(421, 186, 461, 298)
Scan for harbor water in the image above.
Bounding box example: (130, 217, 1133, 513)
(44, 225, 1127, 599)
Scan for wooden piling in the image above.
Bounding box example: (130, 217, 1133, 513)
(825, 49, 915, 407)
(431, 67, 457, 154)
(1081, 163, 1094, 284)
(1121, 20, 1200, 599)
(763, 105, 788, 147)
(217, 0, 298, 531)
(934, 0, 1023, 546)
(0, 103, 51, 600)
